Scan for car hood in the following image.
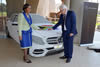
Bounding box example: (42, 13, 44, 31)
(32, 23, 62, 37)
(32, 30, 62, 37)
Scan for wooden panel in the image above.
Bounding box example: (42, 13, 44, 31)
(6, 0, 24, 17)
(0, 17, 6, 31)
(0, 17, 3, 31)
(80, 2, 98, 44)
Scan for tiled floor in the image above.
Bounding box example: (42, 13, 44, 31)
(88, 31, 100, 49)
(94, 31, 100, 42)
(0, 39, 100, 67)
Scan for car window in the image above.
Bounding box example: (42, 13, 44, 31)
(10, 15, 15, 22)
(11, 14, 18, 24)
(13, 15, 18, 22)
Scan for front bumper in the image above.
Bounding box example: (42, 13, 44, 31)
(46, 47, 64, 56)
(29, 44, 63, 57)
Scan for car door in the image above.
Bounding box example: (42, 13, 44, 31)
(11, 14, 19, 43)
(7, 14, 15, 37)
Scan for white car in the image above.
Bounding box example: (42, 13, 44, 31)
(6, 13, 63, 57)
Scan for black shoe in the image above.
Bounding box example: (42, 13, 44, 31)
(24, 59, 32, 63)
(59, 56, 66, 59)
(23, 56, 32, 63)
(66, 58, 71, 63)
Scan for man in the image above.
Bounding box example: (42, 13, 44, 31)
(53, 4, 77, 63)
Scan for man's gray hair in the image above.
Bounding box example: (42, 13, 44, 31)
(59, 4, 67, 10)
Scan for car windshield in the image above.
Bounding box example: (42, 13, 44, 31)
(30, 14, 50, 23)
(10, 14, 18, 22)
(30, 14, 54, 30)
(12, 14, 55, 30)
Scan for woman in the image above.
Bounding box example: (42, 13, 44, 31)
(18, 4, 39, 63)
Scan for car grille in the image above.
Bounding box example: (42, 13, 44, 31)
(47, 37, 63, 45)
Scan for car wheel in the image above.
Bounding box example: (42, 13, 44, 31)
(6, 27, 11, 38)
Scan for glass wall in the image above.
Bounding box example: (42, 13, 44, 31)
(0, 0, 7, 31)
(0, 0, 7, 17)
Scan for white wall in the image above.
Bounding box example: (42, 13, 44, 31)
(36, 0, 61, 17)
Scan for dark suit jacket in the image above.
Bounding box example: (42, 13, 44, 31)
(53, 10, 78, 36)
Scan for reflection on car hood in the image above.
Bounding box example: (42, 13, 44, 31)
(34, 23, 61, 30)
(32, 23, 62, 37)
(32, 30, 62, 38)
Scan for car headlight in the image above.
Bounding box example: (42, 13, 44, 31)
(32, 35, 45, 45)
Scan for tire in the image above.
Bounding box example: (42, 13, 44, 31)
(6, 27, 11, 38)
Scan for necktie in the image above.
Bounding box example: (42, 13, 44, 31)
(62, 15, 66, 31)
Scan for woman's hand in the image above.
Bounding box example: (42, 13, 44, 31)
(70, 33, 74, 37)
(19, 36, 22, 40)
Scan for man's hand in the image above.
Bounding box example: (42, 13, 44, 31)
(19, 36, 22, 40)
(70, 33, 74, 37)
(52, 27, 54, 30)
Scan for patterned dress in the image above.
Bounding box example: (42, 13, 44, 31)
(18, 12, 39, 49)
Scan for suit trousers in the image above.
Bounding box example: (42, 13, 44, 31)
(62, 31, 74, 59)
